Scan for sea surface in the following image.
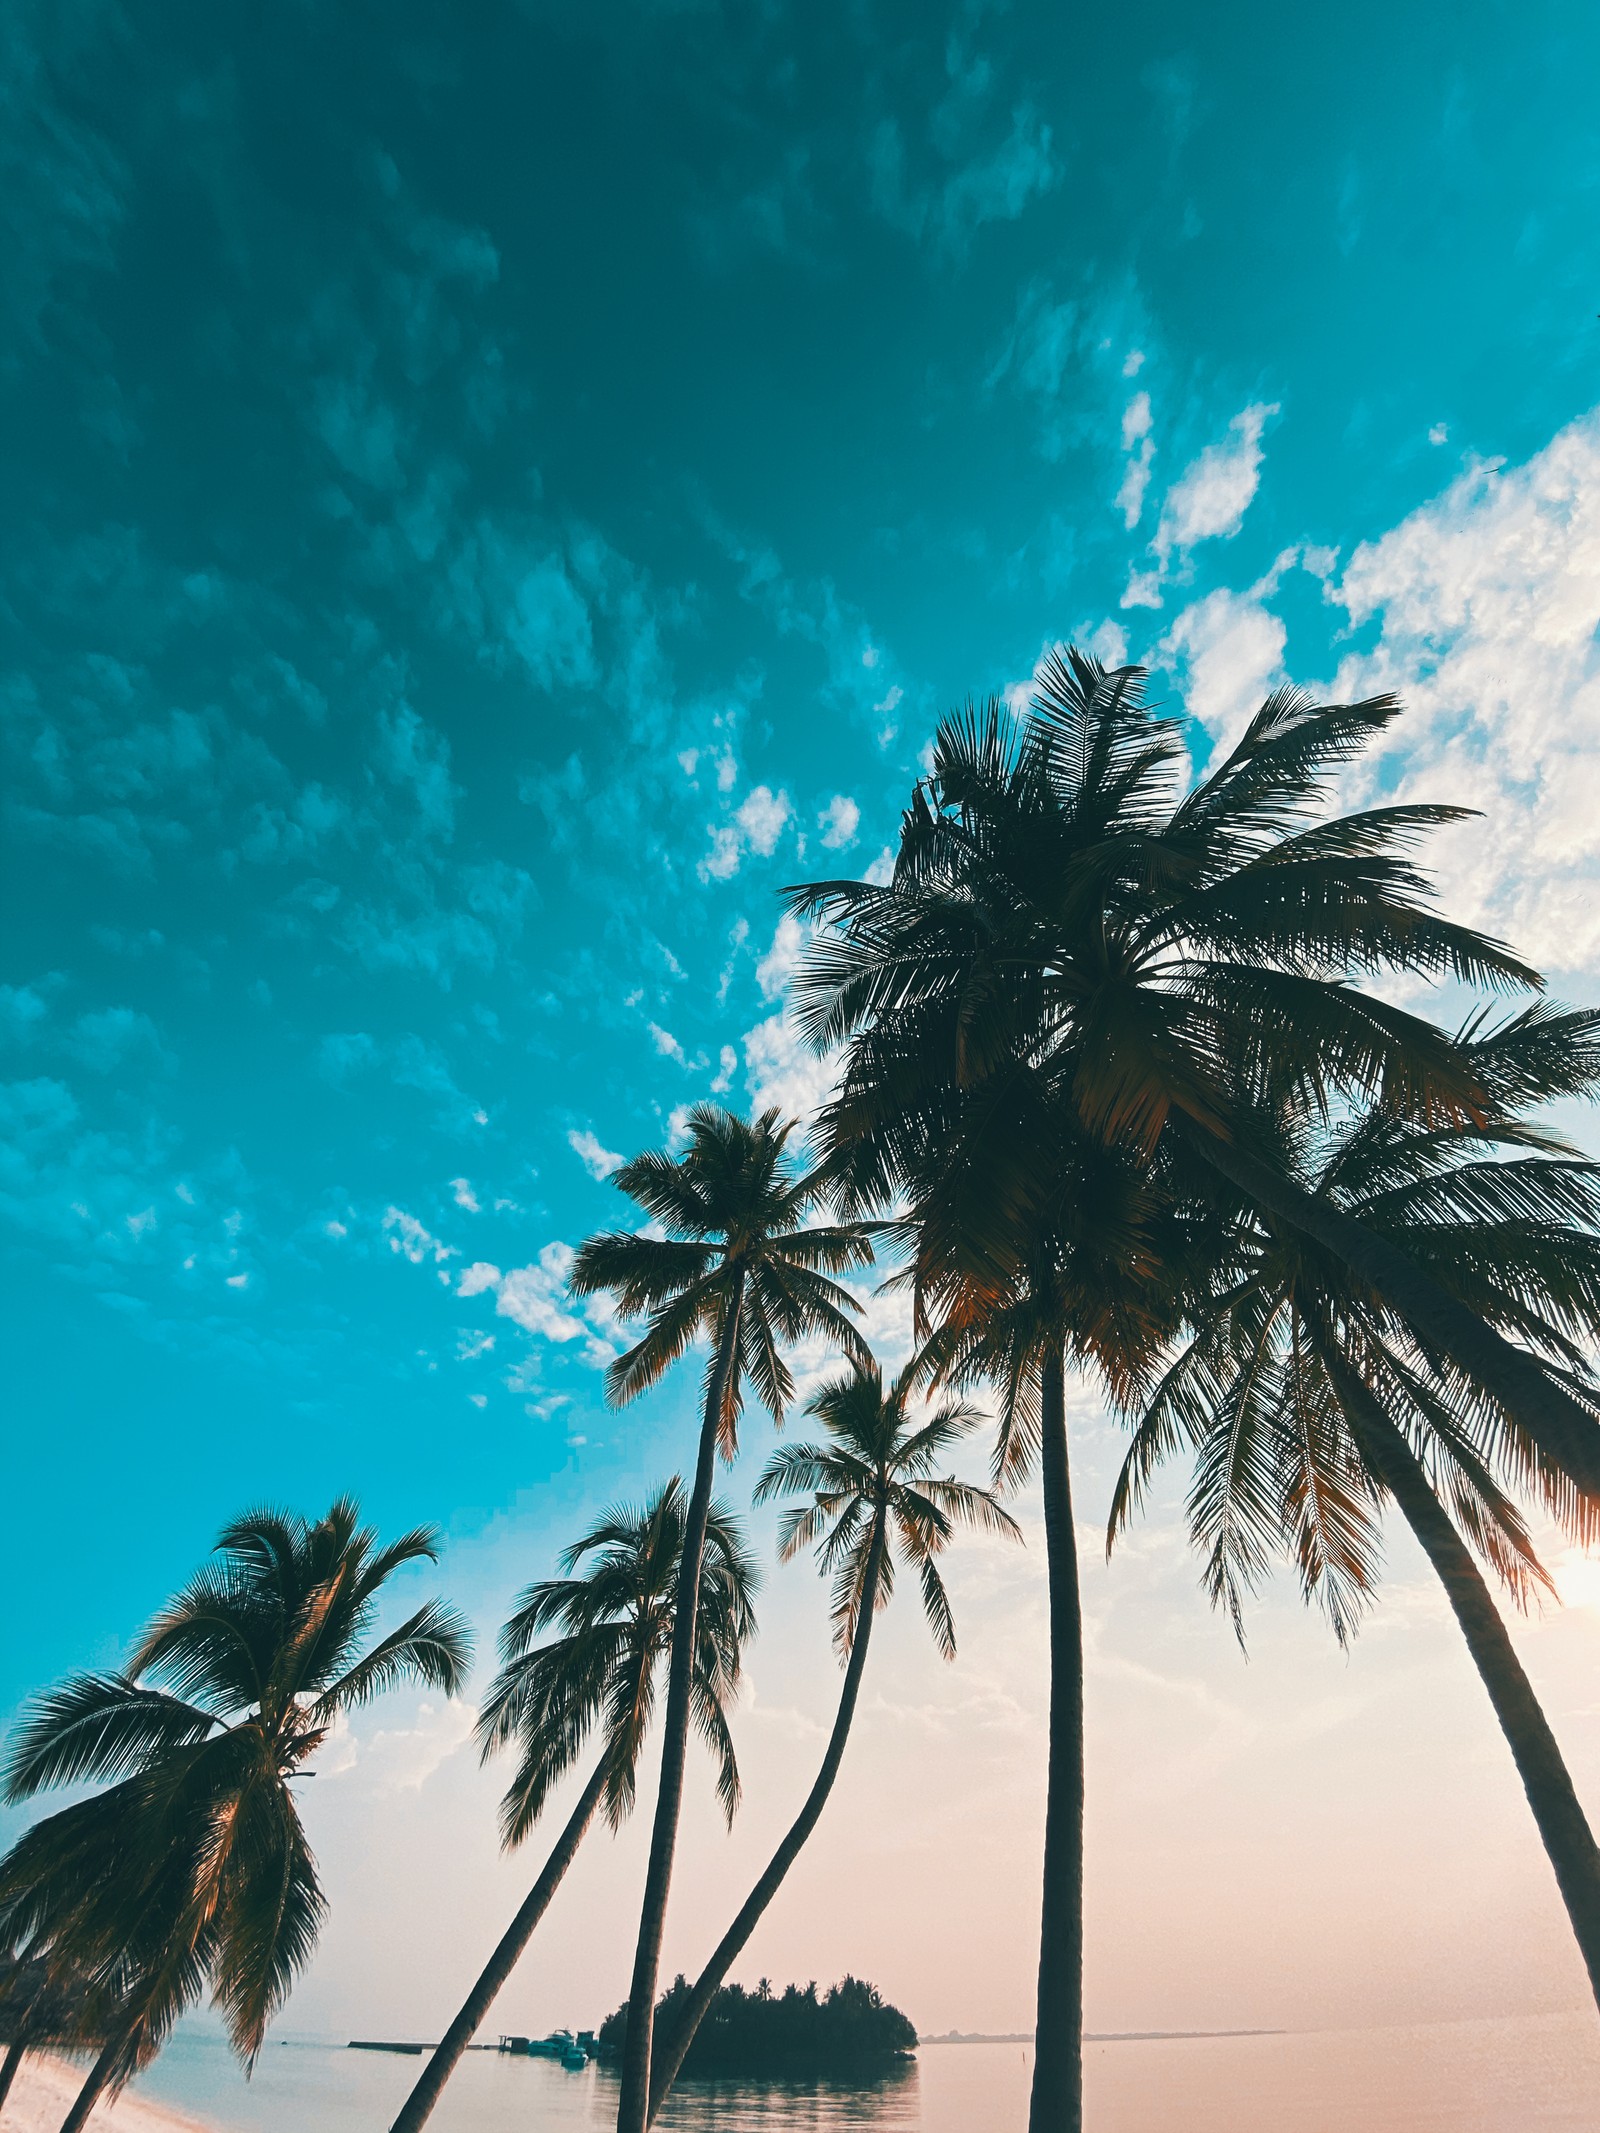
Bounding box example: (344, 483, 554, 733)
(130, 2014, 1600, 2131)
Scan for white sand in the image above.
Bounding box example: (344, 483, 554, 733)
(2, 2054, 214, 2133)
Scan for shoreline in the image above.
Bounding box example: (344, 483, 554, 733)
(5, 2054, 217, 2133)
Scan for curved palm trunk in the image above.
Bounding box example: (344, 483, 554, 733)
(646, 1515, 888, 2122)
(616, 1278, 746, 2133)
(1319, 1342, 1600, 2009)
(1029, 1343, 1083, 2133)
(1193, 1130, 1600, 1499)
(0, 2039, 25, 2111)
(389, 1755, 612, 2133)
(57, 2036, 121, 2133)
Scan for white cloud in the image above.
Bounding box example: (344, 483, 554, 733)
(1327, 410, 1600, 982)
(1429, 423, 1449, 446)
(711, 1042, 738, 1094)
(818, 794, 860, 848)
(1117, 389, 1156, 529)
(698, 783, 793, 881)
(1159, 586, 1288, 757)
(458, 1241, 617, 1365)
(1154, 401, 1279, 565)
(736, 783, 790, 854)
(700, 825, 743, 880)
(1121, 568, 1164, 611)
(450, 1176, 479, 1211)
(743, 1011, 839, 1125)
(347, 1699, 478, 1794)
(495, 1243, 586, 1343)
(383, 1206, 455, 1265)
(567, 1126, 623, 1180)
(755, 913, 809, 1003)
(648, 1022, 687, 1064)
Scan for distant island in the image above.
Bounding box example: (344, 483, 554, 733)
(595, 1975, 917, 2079)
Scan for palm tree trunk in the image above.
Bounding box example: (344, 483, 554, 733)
(57, 2036, 122, 2133)
(1029, 1343, 1083, 2133)
(616, 1278, 746, 2133)
(1192, 1129, 1600, 1498)
(1318, 1341, 1600, 2009)
(0, 2039, 24, 2111)
(389, 1754, 613, 2133)
(646, 1513, 888, 2122)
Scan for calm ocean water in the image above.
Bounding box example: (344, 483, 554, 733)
(129, 2014, 1600, 2131)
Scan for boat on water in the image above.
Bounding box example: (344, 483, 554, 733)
(497, 2030, 593, 2067)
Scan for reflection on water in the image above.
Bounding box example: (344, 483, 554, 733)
(651, 2060, 920, 2129)
(652, 2064, 921, 2133)
(133, 2013, 1600, 2132)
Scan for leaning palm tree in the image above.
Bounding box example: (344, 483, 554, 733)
(1112, 1004, 1600, 2004)
(646, 1359, 1019, 2119)
(568, 1104, 874, 2133)
(0, 1500, 470, 2133)
(389, 1482, 758, 2133)
(789, 649, 1600, 2132)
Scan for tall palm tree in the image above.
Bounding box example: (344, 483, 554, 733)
(908, 1115, 1193, 2133)
(568, 1103, 873, 2133)
(1111, 1004, 1600, 2003)
(788, 649, 1600, 2132)
(389, 1482, 758, 2133)
(646, 1359, 1019, 2120)
(789, 651, 1600, 1501)
(0, 1500, 470, 2133)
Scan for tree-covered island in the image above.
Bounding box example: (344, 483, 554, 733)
(595, 1975, 917, 2080)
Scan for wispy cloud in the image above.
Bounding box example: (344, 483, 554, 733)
(1328, 411, 1600, 979)
(567, 1126, 623, 1180)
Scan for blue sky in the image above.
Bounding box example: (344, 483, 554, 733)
(6, 0, 1600, 2045)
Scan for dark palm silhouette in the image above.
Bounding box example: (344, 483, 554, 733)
(787, 649, 1600, 2132)
(1112, 1005, 1600, 2003)
(568, 1104, 873, 2133)
(790, 651, 1600, 1498)
(647, 1359, 1018, 2119)
(389, 1482, 757, 2133)
(0, 1501, 470, 2133)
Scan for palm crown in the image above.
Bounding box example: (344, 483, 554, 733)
(755, 1361, 1019, 1659)
(0, 1500, 470, 2078)
(477, 1480, 758, 1845)
(792, 651, 1526, 1173)
(1112, 1005, 1600, 1643)
(570, 1104, 875, 1448)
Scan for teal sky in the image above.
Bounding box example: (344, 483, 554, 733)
(6, 0, 1600, 2045)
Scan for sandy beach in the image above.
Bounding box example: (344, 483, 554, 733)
(3, 2056, 214, 2133)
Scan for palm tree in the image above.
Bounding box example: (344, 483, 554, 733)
(568, 1103, 873, 2133)
(646, 1359, 1019, 2120)
(787, 650, 1600, 2132)
(389, 1481, 758, 2133)
(0, 1500, 470, 2133)
(909, 1114, 1194, 2133)
(1111, 1004, 1600, 2004)
(789, 651, 1600, 1501)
